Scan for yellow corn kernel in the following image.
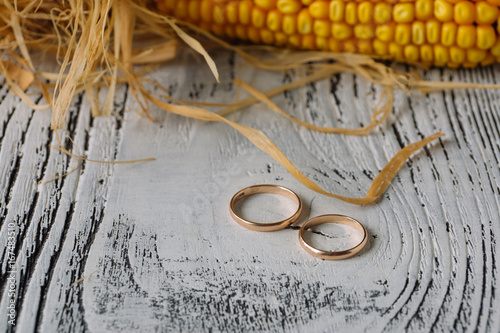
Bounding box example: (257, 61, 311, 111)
(476, 25, 496, 49)
(376, 23, 395, 42)
(235, 25, 248, 40)
(328, 37, 341, 52)
(211, 24, 225, 36)
(213, 4, 225, 24)
(434, 0, 454, 22)
(441, 22, 457, 46)
(302, 0, 314, 5)
(157, 0, 168, 12)
(345, 2, 358, 25)
(332, 23, 353, 40)
(174, 2, 188, 20)
(309, 1, 330, 19)
(426, 20, 441, 44)
(163, 0, 178, 10)
(420, 44, 434, 62)
(467, 48, 487, 62)
(373, 39, 389, 55)
(187, 1, 201, 21)
(274, 32, 288, 45)
(224, 25, 236, 39)
(226, 2, 238, 24)
(395, 23, 411, 45)
(355, 24, 375, 39)
(248, 26, 261, 43)
(404, 45, 419, 61)
(255, 0, 277, 10)
(313, 20, 331, 37)
(481, 53, 496, 66)
(316, 36, 329, 50)
(434, 45, 449, 64)
(358, 2, 374, 23)
(252, 6, 266, 28)
(200, 0, 213, 22)
(374, 3, 392, 24)
(329, 0, 345, 22)
(415, 0, 433, 20)
(300, 35, 316, 50)
(260, 29, 275, 44)
(476, 2, 499, 24)
(342, 40, 357, 53)
(282, 15, 297, 34)
(462, 61, 476, 68)
(239, 1, 253, 25)
(393, 3, 415, 23)
(454, 1, 476, 25)
(277, 0, 302, 14)
(389, 42, 404, 60)
(160, 0, 172, 11)
(358, 40, 373, 54)
(297, 8, 313, 34)
(449, 46, 466, 63)
(412, 21, 426, 45)
(164, 0, 176, 10)
(490, 37, 500, 56)
(288, 34, 301, 47)
(267, 10, 283, 31)
(456, 25, 476, 48)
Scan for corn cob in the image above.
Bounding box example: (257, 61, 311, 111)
(156, 0, 500, 67)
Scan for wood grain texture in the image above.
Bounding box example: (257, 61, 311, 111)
(0, 48, 499, 333)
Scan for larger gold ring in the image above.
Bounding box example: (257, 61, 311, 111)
(230, 184, 302, 232)
(299, 214, 368, 260)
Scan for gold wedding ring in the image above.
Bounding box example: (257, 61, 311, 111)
(230, 185, 302, 231)
(299, 214, 368, 260)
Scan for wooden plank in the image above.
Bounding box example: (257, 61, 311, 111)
(0, 51, 499, 332)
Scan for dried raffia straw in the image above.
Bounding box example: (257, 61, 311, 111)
(234, 78, 393, 136)
(68, 269, 98, 290)
(0, 0, 495, 205)
(0, 59, 34, 89)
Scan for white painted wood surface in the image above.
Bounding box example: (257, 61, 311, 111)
(0, 48, 499, 332)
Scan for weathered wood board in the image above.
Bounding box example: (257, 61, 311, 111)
(0, 48, 499, 332)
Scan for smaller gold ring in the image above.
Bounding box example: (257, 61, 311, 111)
(299, 214, 367, 260)
(230, 185, 302, 232)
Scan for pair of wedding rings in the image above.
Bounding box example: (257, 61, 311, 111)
(229, 184, 368, 260)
